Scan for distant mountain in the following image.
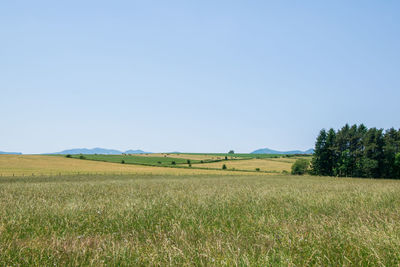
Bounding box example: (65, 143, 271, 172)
(53, 148, 122, 155)
(0, 151, 22, 155)
(51, 148, 151, 155)
(125, 150, 150, 154)
(304, 149, 314, 154)
(251, 148, 314, 154)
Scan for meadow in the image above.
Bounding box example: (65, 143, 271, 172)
(0, 155, 262, 176)
(63, 153, 310, 173)
(192, 158, 296, 172)
(65, 153, 278, 167)
(1, 155, 399, 266)
(1, 173, 400, 266)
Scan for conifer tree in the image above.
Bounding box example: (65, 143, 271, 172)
(311, 124, 399, 179)
(311, 129, 327, 175)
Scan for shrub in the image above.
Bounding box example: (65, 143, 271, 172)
(224, 156, 228, 160)
(187, 160, 191, 165)
(228, 150, 235, 154)
(201, 160, 204, 163)
(121, 160, 125, 164)
(79, 155, 85, 159)
(65, 154, 71, 158)
(222, 164, 227, 170)
(157, 161, 162, 164)
(255, 168, 260, 172)
(291, 159, 310, 175)
(171, 161, 176, 165)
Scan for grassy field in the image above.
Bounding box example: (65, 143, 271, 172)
(192, 158, 295, 172)
(59, 153, 309, 173)
(135, 153, 296, 160)
(66, 154, 203, 166)
(135, 153, 243, 161)
(0, 155, 263, 176)
(180, 153, 293, 159)
(1, 173, 400, 265)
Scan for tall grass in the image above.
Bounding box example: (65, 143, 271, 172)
(1, 174, 400, 265)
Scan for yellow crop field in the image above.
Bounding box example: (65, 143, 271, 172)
(0, 155, 264, 176)
(266, 157, 297, 163)
(192, 158, 293, 172)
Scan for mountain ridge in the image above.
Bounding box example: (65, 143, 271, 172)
(0, 151, 22, 155)
(251, 147, 314, 154)
(49, 148, 150, 155)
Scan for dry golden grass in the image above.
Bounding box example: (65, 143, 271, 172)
(0, 155, 263, 176)
(193, 158, 293, 172)
(266, 157, 297, 163)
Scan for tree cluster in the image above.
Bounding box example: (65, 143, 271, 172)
(311, 124, 400, 178)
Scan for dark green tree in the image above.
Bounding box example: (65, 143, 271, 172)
(362, 128, 384, 178)
(325, 128, 336, 176)
(333, 124, 351, 176)
(382, 128, 400, 178)
(353, 124, 368, 177)
(395, 152, 400, 178)
(311, 129, 327, 175)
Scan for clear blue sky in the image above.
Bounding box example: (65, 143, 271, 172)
(1, 1, 399, 154)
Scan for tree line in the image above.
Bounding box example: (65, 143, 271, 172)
(311, 124, 400, 178)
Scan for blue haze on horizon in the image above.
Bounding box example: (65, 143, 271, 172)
(1, 1, 399, 154)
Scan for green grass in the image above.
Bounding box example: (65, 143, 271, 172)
(67, 154, 201, 166)
(1, 173, 400, 265)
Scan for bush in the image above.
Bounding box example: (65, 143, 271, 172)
(171, 161, 176, 165)
(121, 160, 125, 164)
(255, 168, 260, 172)
(225, 156, 228, 160)
(228, 150, 235, 154)
(187, 160, 191, 165)
(291, 159, 310, 175)
(222, 164, 227, 170)
(79, 155, 85, 159)
(157, 161, 162, 164)
(65, 154, 71, 158)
